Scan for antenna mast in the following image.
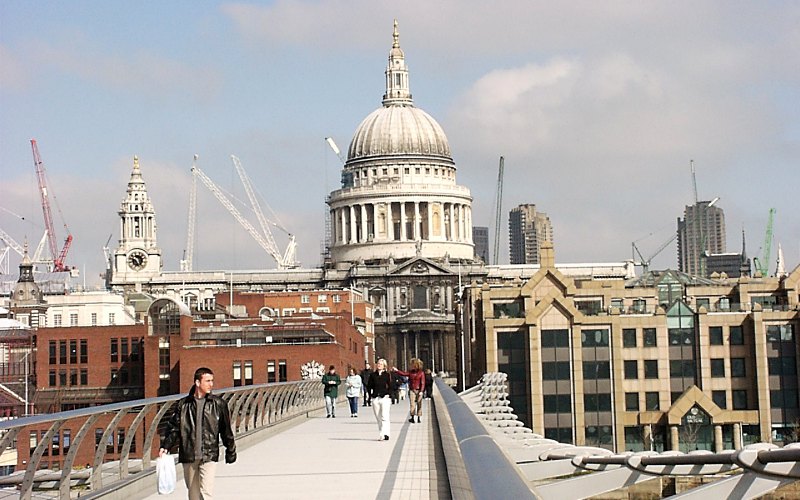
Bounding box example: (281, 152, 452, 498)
(492, 156, 505, 265)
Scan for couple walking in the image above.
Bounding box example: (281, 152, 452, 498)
(321, 365, 364, 418)
(366, 357, 427, 441)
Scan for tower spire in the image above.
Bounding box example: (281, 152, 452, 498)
(382, 19, 413, 106)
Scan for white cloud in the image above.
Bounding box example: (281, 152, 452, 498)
(0, 45, 28, 91)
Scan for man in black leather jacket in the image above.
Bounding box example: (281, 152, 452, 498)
(160, 367, 236, 500)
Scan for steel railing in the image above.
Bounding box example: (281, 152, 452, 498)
(0, 380, 326, 499)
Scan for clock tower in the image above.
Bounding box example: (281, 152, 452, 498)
(110, 156, 163, 288)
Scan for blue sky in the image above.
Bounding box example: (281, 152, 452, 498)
(1, 1, 798, 286)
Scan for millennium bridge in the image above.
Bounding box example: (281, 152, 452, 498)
(1, 374, 799, 499)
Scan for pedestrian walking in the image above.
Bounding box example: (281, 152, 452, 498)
(393, 358, 426, 423)
(360, 363, 373, 406)
(321, 365, 342, 418)
(345, 367, 362, 417)
(160, 367, 236, 500)
(367, 358, 393, 441)
(424, 369, 433, 399)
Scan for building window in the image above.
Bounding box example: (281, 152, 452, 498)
(80, 339, 88, 363)
(110, 339, 118, 363)
(233, 361, 242, 387)
(632, 299, 647, 313)
(120, 338, 129, 362)
(301, 295, 310, 304)
(333, 295, 341, 303)
(729, 326, 744, 345)
(91, 313, 97, 326)
(771, 389, 799, 409)
(709, 326, 723, 345)
(644, 360, 658, 379)
(643, 328, 657, 347)
(49, 341, 57, 365)
(581, 329, 609, 347)
(542, 362, 571, 380)
(59, 341, 67, 364)
(109, 313, 116, 325)
(768, 357, 797, 376)
(645, 392, 660, 411)
(59, 370, 67, 386)
(63, 429, 71, 453)
(317, 294, 327, 303)
(543, 394, 571, 414)
(696, 297, 710, 310)
(622, 329, 637, 348)
(732, 390, 748, 410)
(244, 361, 253, 386)
(267, 360, 276, 383)
(69, 313, 78, 326)
(49, 370, 56, 387)
(669, 329, 694, 345)
(624, 360, 638, 379)
(80, 369, 88, 386)
(541, 329, 569, 348)
(584, 393, 612, 411)
(583, 361, 610, 380)
(69, 369, 77, 386)
(69, 340, 77, 364)
(710, 358, 725, 377)
(625, 392, 639, 411)
(585, 425, 613, 447)
(712, 390, 727, 409)
(54, 314, 62, 327)
(282, 308, 296, 317)
(110, 369, 118, 385)
(130, 338, 140, 362)
(730, 358, 746, 377)
(278, 360, 287, 382)
(669, 360, 695, 378)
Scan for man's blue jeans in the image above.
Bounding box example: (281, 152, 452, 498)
(347, 396, 359, 414)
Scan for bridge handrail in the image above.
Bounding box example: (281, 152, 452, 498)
(0, 380, 325, 499)
(433, 378, 536, 499)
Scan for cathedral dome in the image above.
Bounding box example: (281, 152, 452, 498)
(347, 105, 451, 161)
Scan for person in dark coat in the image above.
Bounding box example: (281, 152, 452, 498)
(160, 367, 236, 500)
(360, 363, 373, 407)
(424, 369, 433, 399)
(321, 365, 342, 418)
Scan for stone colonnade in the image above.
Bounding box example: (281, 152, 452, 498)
(331, 201, 471, 245)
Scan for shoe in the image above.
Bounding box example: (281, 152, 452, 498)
(327, 414, 331, 418)
(332, 415, 336, 418)
(409, 417, 415, 423)
(383, 435, 389, 440)
(417, 416, 421, 423)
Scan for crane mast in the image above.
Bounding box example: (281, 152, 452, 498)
(492, 156, 504, 265)
(30, 139, 72, 272)
(753, 208, 776, 277)
(182, 155, 199, 271)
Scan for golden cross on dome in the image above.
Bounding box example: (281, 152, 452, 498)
(392, 19, 399, 48)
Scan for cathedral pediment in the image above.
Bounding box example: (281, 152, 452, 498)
(387, 257, 454, 277)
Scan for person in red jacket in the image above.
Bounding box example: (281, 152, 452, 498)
(392, 358, 426, 423)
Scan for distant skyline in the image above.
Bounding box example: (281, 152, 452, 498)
(1, 1, 798, 286)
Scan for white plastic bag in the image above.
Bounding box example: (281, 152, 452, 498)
(156, 454, 176, 495)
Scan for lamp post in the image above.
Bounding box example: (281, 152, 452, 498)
(21, 351, 30, 416)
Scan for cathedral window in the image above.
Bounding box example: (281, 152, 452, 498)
(404, 167, 409, 174)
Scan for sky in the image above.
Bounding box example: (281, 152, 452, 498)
(1, 1, 798, 287)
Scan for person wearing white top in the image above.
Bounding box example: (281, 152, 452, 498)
(345, 368, 363, 417)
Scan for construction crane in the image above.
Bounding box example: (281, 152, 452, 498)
(492, 156, 505, 265)
(30, 139, 72, 272)
(191, 158, 299, 269)
(632, 233, 678, 273)
(753, 208, 776, 277)
(181, 155, 199, 271)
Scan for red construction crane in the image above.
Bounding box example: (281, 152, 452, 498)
(30, 139, 72, 272)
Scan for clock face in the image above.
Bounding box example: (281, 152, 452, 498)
(127, 250, 148, 271)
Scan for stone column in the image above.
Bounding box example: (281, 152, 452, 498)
(414, 202, 421, 241)
(670, 425, 680, 451)
(733, 423, 742, 449)
(349, 205, 357, 243)
(643, 424, 653, 451)
(400, 202, 407, 241)
(388, 203, 395, 241)
(373, 204, 380, 240)
(361, 204, 368, 241)
(714, 425, 723, 452)
(429, 330, 435, 372)
(427, 203, 433, 241)
(339, 209, 347, 244)
(448, 204, 455, 241)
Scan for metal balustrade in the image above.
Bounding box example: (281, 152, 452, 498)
(460, 372, 800, 500)
(0, 380, 325, 499)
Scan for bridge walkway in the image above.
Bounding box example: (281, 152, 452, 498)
(143, 397, 445, 500)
